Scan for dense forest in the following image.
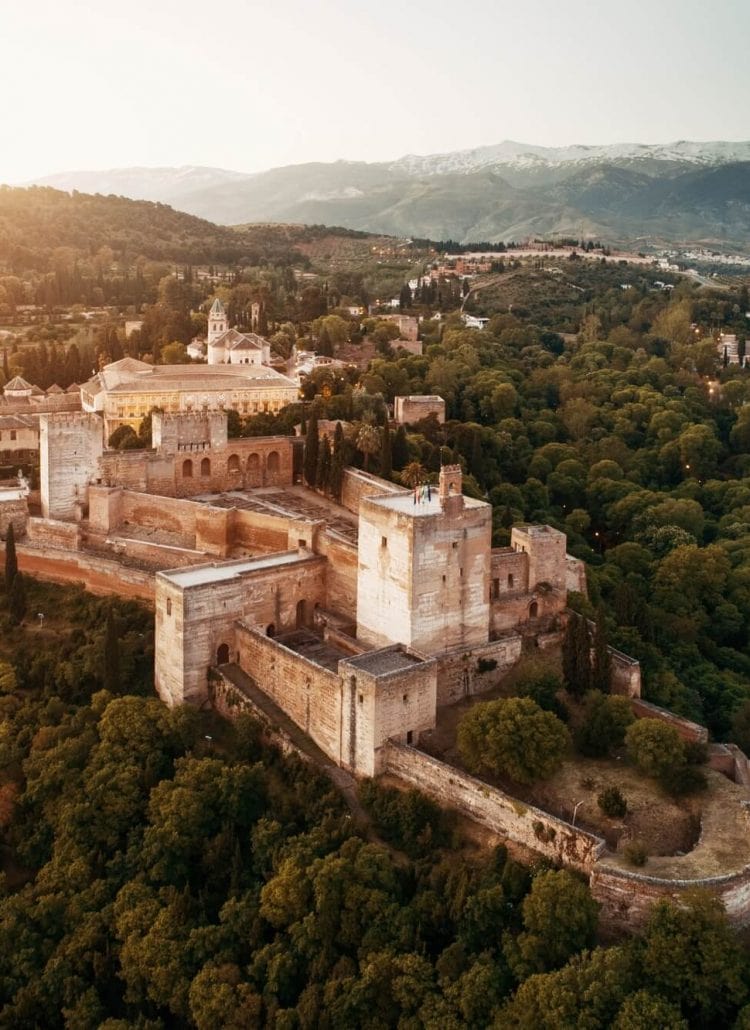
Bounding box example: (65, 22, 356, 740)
(0, 580, 748, 1028)
(286, 271, 750, 749)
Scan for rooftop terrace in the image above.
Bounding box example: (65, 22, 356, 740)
(158, 550, 311, 589)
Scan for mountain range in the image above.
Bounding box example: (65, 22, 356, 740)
(25, 140, 750, 249)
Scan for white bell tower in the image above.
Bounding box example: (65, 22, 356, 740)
(207, 297, 228, 346)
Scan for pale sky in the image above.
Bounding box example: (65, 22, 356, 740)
(3, 0, 749, 182)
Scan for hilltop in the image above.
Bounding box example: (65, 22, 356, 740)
(0, 186, 396, 274)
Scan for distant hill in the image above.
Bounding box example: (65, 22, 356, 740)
(26, 140, 750, 249)
(0, 186, 382, 274)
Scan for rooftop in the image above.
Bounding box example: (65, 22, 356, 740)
(368, 490, 488, 517)
(343, 645, 426, 677)
(158, 549, 312, 589)
(85, 359, 298, 396)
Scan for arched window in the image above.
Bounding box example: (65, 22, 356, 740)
(216, 643, 230, 665)
(200, 457, 211, 477)
(529, 600, 539, 619)
(227, 454, 241, 473)
(247, 452, 261, 486)
(182, 458, 193, 478)
(267, 450, 280, 473)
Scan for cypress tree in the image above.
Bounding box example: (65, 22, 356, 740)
(2, 349, 8, 380)
(8, 570, 26, 625)
(591, 605, 612, 693)
(103, 607, 120, 693)
(573, 616, 592, 697)
(4, 521, 17, 592)
(392, 425, 409, 471)
(330, 422, 345, 501)
(316, 435, 331, 492)
(380, 423, 392, 479)
(304, 413, 319, 488)
(563, 612, 592, 697)
(470, 430, 485, 483)
(562, 615, 578, 694)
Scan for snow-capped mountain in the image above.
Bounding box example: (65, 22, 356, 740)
(390, 139, 750, 176)
(21, 140, 750, 248)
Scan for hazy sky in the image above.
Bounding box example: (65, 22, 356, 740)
(3, 0, 749, 182)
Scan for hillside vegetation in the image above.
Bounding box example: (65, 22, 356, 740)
(0, 580, 747, 1027)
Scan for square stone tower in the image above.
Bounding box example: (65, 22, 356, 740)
(356, 466, 491, 654)
(40, 413, 104, 520)
(510, 525, 567, 591)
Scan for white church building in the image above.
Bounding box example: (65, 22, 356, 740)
(206, 298, 272, 367)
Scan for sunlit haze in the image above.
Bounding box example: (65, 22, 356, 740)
(3, 0, 750, 182)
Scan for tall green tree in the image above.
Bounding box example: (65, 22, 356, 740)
(304, 413, 319, 488)
(563, 614, 591, 698)
(380, 423, 393, 479)
(330, 422, 345, 501)
(392, 424, 409, 471)
(8, 570, 26, 625)
(591, 605, 612, 693)
(316, 435, 331, 493)
(4, 521, 17, 592)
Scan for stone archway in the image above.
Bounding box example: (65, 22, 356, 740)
(182, 458, 193, 478)
(216, 642, 230, 665)
(529, 600, 539, 619)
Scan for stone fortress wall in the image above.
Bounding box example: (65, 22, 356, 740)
(8, 406, 750, 931)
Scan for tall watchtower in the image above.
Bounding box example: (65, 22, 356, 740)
(207, 297, 228, 346)
(356, 468, 491, 654)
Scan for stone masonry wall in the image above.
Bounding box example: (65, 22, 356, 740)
(0, 495, 29, 539)
(631, 698, 708, 742)
(340, 468, 403, 516)
(590, 859, 750, 933)
(435, 636, 523, 706)
(12, 542, 153, 601)
(155, 554, 327, 707)
(383, 741, 605, 873)
(235, 625, 343, 763)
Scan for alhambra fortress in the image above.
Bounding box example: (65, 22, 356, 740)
(1, 302, 749, 933)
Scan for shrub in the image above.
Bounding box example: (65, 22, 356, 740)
(515, 664, 568, 722)
(576, 693, 634, 758)
(625, 719, 685, 779)
(623, 840, 648, 867)
(458, 697, 570, 785)
(597, 786, 627, 819)
(659, 762, 708, 797)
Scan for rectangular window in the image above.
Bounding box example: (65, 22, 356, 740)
(10, 431, 16, 441)
(406, 730, 414, 744)
(381, 536, 387, 548)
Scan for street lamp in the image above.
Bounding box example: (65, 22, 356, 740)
(572, 800, 585, 827)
